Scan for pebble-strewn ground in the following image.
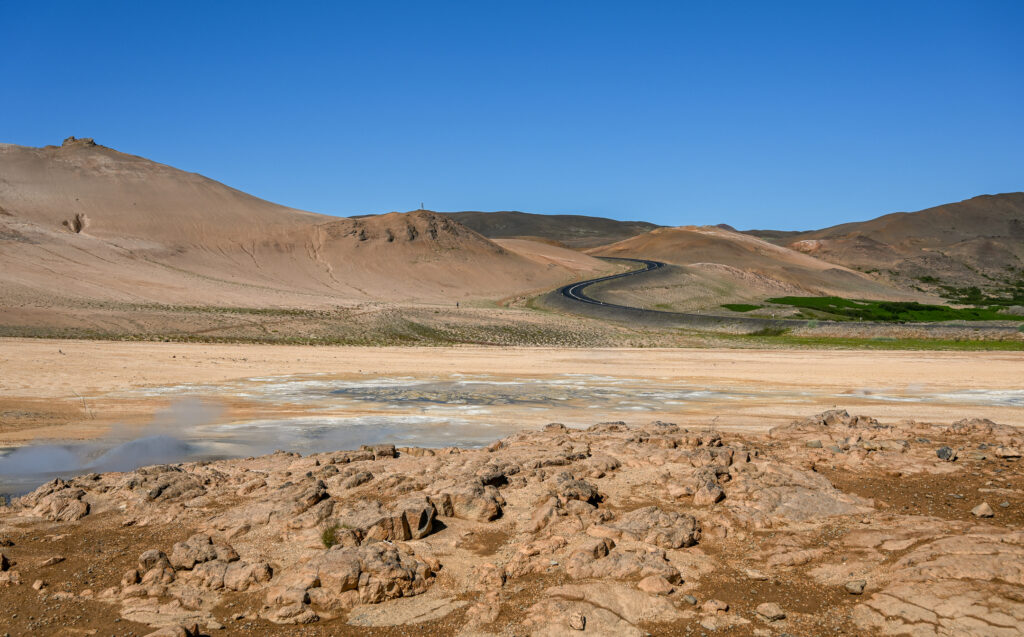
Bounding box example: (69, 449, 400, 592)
(1, 410, 1022, 636)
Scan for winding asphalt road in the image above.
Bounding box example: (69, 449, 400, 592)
(557, 257, 1019, 333)
(561, 257, 665, 307)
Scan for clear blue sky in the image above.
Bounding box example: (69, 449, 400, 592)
(3, 1, 1022, 230)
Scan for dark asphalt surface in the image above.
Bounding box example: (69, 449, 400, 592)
(557, 257, 1020, 333)
(561, 257, 664, 306)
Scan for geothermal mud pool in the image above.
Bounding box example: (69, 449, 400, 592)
(3, 373, 1022, 500)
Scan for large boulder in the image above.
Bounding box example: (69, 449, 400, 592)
(614, 506, 701, 549)
(17, 480, 90, 521)
(270, 543, 436, 619)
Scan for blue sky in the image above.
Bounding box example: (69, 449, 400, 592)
(2, 1, 1022, 229)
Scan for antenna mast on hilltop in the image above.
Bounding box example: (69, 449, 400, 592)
(420, 202, 424, 210)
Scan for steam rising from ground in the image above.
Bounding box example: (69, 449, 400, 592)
(0, 399, 220, 498)
(0, 397, 496, 499)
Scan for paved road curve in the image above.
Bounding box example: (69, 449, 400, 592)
(561, 257, 664, 306)
(557, 257, 1019, 333)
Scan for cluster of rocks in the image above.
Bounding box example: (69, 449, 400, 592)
(0, 410, 1021, 636)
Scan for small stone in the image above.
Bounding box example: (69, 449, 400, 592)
(694, 482, 725, 506)
(682, 594, 698, 605)
(745, 569, 769, 581)
(845, 579, 866, 595)
(702, 599, 729, 614)
(39, 556, 65, 567)
(637, 575, 675, 595)
(999, 501, 1010, 508)
(756, 602, 786, 621)
(972, 502, 994, 518)
(32, 579, 45, 591)
(936, 446, 956, 461)
(806, 440, 823, 448)
(568, 611, 586, 630)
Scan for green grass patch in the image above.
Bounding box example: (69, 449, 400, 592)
(752, 335, 1024, 351)
(766, 296, 1006, 322)
(721, 303, 762, 312)
(748, 326, 790, 337)
(940, 282, 1024, 307)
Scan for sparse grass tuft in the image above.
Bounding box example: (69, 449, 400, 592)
(320, 522, 340, 548)
(748, 326, 790, 337)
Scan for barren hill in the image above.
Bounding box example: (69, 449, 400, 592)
(587, 225, 929, 311)
(443, 210, 659, 248)
(0, 139, 610, 313)
(785, 194, 1024, 293)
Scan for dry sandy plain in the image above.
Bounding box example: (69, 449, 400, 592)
(1, 338, 1021, 447)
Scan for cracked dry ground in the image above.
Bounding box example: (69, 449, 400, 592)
(1, 410, 1023, 637)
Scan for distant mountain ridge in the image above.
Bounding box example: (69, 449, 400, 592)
(442, 210, 660, 249)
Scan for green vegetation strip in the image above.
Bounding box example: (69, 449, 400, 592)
(721, 303, 762, 312)
(766, 296, 1006, 322)
(732, 333, 1024, 351)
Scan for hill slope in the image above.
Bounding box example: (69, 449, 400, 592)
(586, 225, 930, 312)
(0, 139, 609, 311)
(443, 210, 659, 248)
(787, 194, 1024, 295)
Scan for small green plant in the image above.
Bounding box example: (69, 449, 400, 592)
(320, 522, 340, 548)
(748, 326, 790, 337)
(721, 303, 762, 312)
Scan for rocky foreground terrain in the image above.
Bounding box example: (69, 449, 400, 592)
(1, 410, 1022, 636)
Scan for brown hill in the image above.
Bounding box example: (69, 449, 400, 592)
(0, 138, 609, 310)
(443, 210, 659, 249)
(787, 193, 1024, 292)
(587, 225, 930, 312)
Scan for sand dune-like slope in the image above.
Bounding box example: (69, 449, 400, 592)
(0, 139, 608, 309)
(788, 193, 1024, 289)
(587, 225, 930, 311)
